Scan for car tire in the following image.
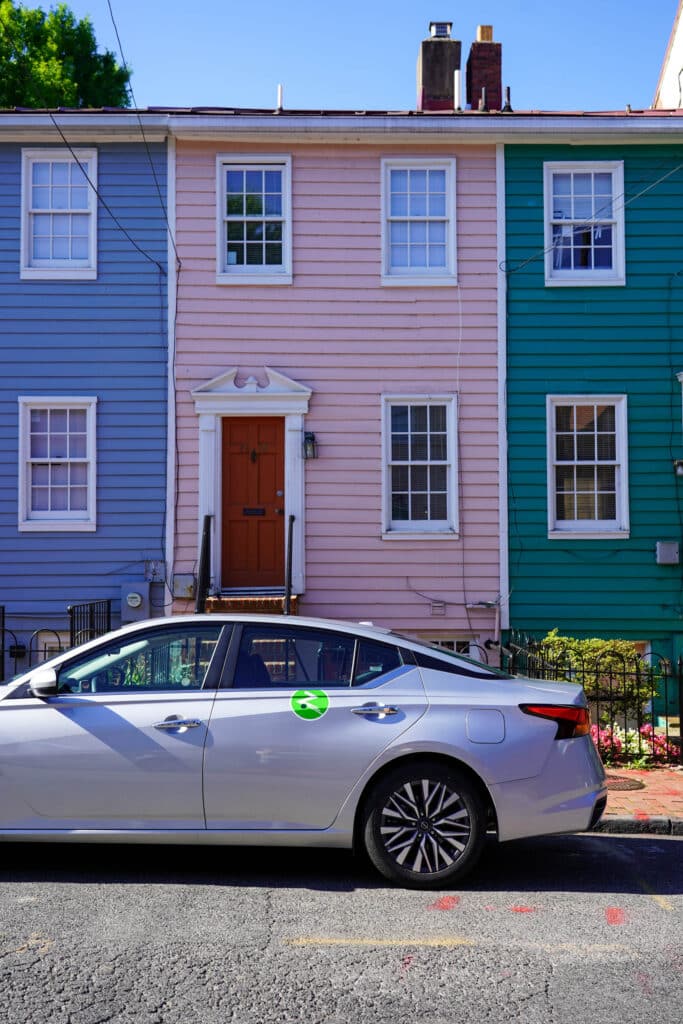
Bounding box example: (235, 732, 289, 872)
(362, 759, 486, 889)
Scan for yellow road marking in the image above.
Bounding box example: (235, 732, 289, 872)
(286, 937, 629, 954)
(635, 878, 674, 911)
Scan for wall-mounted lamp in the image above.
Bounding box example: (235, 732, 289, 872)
(303, 431, 318, 460)
(673, 459, 683, 477)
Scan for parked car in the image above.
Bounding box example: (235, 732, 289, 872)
(0, 615, 606, 888)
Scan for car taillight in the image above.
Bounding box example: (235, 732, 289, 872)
(519, 704, 590, 739)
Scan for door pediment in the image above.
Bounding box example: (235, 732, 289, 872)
(192, 367, 311, 416)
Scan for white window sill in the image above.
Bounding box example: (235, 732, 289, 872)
(381, 274, 457, 288)
(216, 272, 292, 286)
(545, 275, 625, 288)
(548, 529, 630, 540)
(19, 521, 97, 533)
(21, 267, 97, 281)
(382, 529, 459, 541)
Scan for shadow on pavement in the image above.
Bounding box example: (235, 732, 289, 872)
(0, 831, 680, 895)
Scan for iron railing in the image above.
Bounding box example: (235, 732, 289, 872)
(502, 633, 682, 766)
(195, 514, 213, 613)
(68, 599, 112, 648)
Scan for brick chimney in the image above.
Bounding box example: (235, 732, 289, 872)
(417, 21, 462, 112)
(466, 25, 502, 111)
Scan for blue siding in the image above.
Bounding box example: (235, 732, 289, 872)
(0, 142, 168, 638)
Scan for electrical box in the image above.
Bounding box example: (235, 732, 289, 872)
(656, 541, 680, 566)
(172, 573, 196, 600)
(120, 581, 151, 623)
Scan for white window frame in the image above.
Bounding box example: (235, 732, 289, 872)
(546, 394, 629, 539)
(216, 154, 292, 285)
(381, 158, 457, 286)
(543, 161, 625, 287)
(20, 148, 98, 281)
(382, 395, 458, 538)
(18, 396, 97, 532)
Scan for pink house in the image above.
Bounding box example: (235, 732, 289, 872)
(168, 24, 507, 656)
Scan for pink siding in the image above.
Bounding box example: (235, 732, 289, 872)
(174, 141, 501, 640)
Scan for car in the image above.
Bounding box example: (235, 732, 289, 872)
(0, 614, 606, 889)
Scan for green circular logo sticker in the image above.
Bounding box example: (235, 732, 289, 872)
(290, 689, 329, 721)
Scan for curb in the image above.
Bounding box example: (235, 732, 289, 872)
(591, 815, 683, 836)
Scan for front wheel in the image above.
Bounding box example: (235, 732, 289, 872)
(361, 760, 486, 889)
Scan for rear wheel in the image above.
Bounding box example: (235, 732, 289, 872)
(362, 760, 486, 889)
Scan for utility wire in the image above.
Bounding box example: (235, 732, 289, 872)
(501, 159, 683, 276)
(105, 0, 180, 267)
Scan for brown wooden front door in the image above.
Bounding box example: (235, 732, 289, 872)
(221, 417, 285, 589)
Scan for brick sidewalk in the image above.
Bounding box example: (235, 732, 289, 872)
(592, 766, 683, 835)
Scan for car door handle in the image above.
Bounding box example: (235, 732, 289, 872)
(351, 704, 400, 718)
(154, 716, 203, 731)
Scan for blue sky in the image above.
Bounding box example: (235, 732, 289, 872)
(21, 0, 680, 111)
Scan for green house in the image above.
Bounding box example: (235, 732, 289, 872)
(504, 134, 683, 681)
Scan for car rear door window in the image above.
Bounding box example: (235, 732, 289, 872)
(231, 626, 355, 688)
(352, 640, 404, 685)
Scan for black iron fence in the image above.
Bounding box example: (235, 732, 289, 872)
(502, 633, 683, 766)
(68, 599, 112, 648)
(0, 600, 113, 681)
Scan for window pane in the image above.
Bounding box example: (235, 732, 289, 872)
(391, 406, 409, 432)
(234, 627, 354, 688)
(411, 493, 428, 519)
(353, 640, 403, 686)
(57, 626, 223, 694)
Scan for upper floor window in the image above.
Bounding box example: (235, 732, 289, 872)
(216, 155, 292, 285)
(547, 395, 629, 538)
(381, 159, 457, 286)
(382, 396, 458, 536)
(18, 396, 97, 532)
(21, 149, 97, 280)
(543, 161, 625, 286)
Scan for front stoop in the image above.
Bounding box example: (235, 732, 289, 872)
(205, 594, 298, 615)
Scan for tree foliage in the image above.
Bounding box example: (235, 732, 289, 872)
(0, 1, 130, 108)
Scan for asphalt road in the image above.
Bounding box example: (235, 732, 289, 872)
(0, 832, 681, 1024)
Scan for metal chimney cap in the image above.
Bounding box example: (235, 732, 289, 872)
(429, 21, 452, 39)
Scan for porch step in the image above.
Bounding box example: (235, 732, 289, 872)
(205, 593, 298, 615)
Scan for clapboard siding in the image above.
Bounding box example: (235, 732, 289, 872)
(174, 141, 501, 635)
(506, 143, 683, 653)
(0, 141, 168, 632)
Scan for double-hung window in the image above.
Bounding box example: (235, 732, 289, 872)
(543, 161, 625, 286)
(21, 149, 97, 280)
(382, 158, 456, 285)
(18, 397, 97, 532)
(547, 395, 629, 537)
(216, 155, 292, 284)
(383, 396, 458, 536)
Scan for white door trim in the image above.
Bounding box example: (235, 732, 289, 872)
(192, 368, 311, 593)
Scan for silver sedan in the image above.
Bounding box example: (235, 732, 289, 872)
(0, 615, 606, 889)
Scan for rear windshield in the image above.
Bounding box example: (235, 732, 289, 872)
(393, 634, 513, 680)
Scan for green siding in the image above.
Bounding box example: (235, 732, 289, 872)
(506, 144, 683, 656)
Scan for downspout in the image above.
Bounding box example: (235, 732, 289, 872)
(164, 133, 177, 611)
(496, 142, 510, 634)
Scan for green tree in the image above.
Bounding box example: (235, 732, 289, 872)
(0, 1, 130, 108)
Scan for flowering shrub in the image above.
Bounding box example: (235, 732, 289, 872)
(591, 722, 679, 766)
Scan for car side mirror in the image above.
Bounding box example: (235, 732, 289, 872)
(29, 667, 58, 698)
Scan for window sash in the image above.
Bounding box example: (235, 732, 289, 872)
(384, 398, 457, 533)
(544, 162, 624, 285)
(22, 151, 96, 274)
(218, 158, 290, 277)
(548, 397, 627, 532)
(382, 159, 456, 280)
(19, 398, 97, 529)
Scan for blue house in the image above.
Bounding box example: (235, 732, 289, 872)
(0, 111, 170, 669)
